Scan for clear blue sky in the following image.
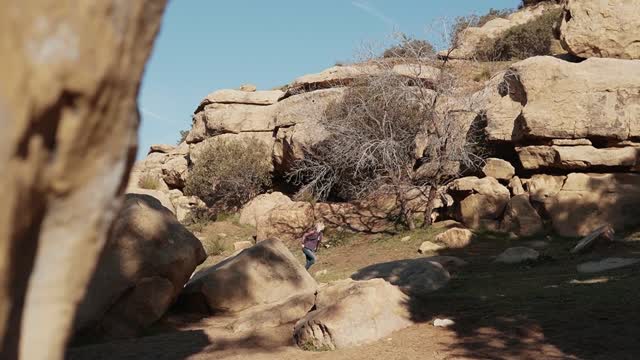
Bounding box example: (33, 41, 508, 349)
(137, 0, 519, 158)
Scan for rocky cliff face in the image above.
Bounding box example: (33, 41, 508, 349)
(560, 0, 640, 60)
(137, 1, 640, 240)
(0, 1, 167, 359)
(477, 52, 640, 236)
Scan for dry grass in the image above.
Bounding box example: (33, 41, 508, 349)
(191, 215, 256, 273)
(138, 173, 161, 190)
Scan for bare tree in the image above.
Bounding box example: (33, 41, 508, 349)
(289, 32, 487, 230)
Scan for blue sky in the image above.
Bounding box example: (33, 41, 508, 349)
(137, 0, 519, 158)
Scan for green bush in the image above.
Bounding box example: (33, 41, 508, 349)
(184, 137, 272, 213)
(476, 8, 562, 61)
(138, 173, 160, 190)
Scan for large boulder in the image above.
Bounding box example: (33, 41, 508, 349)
(559, 0, 640, 59)
(272, 89, 344, 172)
(525, 174, 566, 203)
(435, 228, 474, 249)
(229, 291, 316, 333)
(180, 239, 317, 314)
(501, 195, 544, 237)
(485, 57, 640, 142)
(196, 89, 283, 111)
(128, 143, 190, 192)
(440, 3, 561, 59)
(351, 258, 450, 297)
(517, 145, 640, 171)
(239, 192, 293, 227)
(126, 189, 176, 214)
(543, 173, 640, 237)
(74, 194, 206, 338)
(293, 279, 413, 350)
(161, 155, 189, 189)
(256, 202, 314, 243)
(482, 158, 515, 181)
(190, 103, 276, 136)
(0, 2, 167, 359)
(448, 176, 511, 229)
(170, 194, 205, 223)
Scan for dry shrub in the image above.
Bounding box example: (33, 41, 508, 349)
(138, 173, 160, 190)
(202, 234, 227, 256)
(289, 41, 486, 229)
(476, 8, 562, 60)
(473, 67, 493, 82)
(184, 137, 272, 213)
(291, 75, 425, 202)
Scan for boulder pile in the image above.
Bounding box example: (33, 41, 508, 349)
(74, 194, 206, 339)
(133, 1, 640, 242)
(475, 54, 640, 237)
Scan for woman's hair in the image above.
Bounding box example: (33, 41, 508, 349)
(315, 222, 325, 232)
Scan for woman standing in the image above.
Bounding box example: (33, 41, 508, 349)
(301, 222, 325, 270)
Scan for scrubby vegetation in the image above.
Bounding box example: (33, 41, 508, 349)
(450, 8, 515, 50)
(520, 0, 562, 8)
(137, 173, 160, 190)
(202, 234, 227, 256)
(289, 42, 486, 229)
(177, 129, 190, 144)
(184, 137, 272, 214)
(382, 34, 435, 58)
(476, 8, 562, 60)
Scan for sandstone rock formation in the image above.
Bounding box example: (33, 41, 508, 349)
(180, 239, 317, 314)
(543, 173, 640, 237)
(0, 1, 167, 358)
(560, 0, 640, 59)
(256, 202, 315, 243)
(448, 176, 511, 229)
(525, 174, 566, 203)
(255, 199, 421, 244)
(287, 64, 439, 94)
(293, 279, 413, 350)
(239, 193, 293, 227)
(486, 57, 640, 142)
(501, 194, 544, 237)
(483, 158, 515, 181)
(74, 194, 206, 338)
(229, 291, 316, 333)
(517, 145, 640, 171)
(477, 52, 640, 237)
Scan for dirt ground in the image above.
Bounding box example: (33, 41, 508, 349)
(67, 223, 640, 360)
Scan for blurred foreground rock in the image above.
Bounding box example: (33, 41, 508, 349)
(0, 1, 167, 359)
